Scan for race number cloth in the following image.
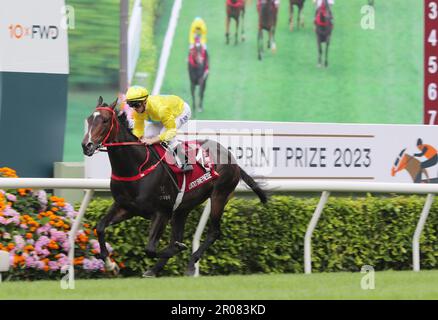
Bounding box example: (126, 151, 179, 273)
(153, 142, 219, 192)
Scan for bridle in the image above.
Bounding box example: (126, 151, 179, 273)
(93, 106, 166, 182)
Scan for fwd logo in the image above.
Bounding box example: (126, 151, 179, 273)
(9, 24, 59, 40)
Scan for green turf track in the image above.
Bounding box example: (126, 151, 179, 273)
(160, 0, 423, 123)
(1, 271, 438, 299)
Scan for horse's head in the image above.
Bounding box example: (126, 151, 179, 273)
(189, 37, 205, 67)
(391, 148, 408, 176)
(82, 96, 119, 157)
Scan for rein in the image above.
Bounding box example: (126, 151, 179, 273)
(95, 106, 166, 182)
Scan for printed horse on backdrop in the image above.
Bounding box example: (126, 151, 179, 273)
(226, 0, 246, 45)
(289, 0, 306, 31)
(391, 149, 438, 183)
(81, 97, 267, 277)
(188, 36, 209, 115)
(314, 0, 333, 67)
(257, 0, 278, 60)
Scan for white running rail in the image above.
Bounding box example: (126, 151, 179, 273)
(0, 178, 437, 279)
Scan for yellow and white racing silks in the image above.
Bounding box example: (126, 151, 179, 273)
(132, 95, 185, 142)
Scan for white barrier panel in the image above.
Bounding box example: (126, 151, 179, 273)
(84, 120, 438, 185)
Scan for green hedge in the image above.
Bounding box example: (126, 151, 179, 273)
(83, 195, 438, 276)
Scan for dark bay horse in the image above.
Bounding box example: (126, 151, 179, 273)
(289, 0, 305, 31)
(81, 97, 267, 277)
(257, 0, 278, 60)
(226, 0, 246, 45)
(314, 0, 333, 67)
(188, 38, 209, 115)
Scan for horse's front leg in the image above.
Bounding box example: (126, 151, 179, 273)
(289, 4, 294, 31)
(258, 29, 263, 60)
(241, 9, 245, 42)
(317, 36, 322, 67)
(96, 203, 132, 273)
(234, 18, 239, 45)
(299, 8, 305, 28)
(325, 38, 330, 68)
(199, 73, 208, 112)
(191, 81, 197, 114)
(225, 16, 230, 44)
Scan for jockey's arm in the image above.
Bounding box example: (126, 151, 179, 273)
(414, 147, 427, 158)
(158, 108, 177, 143)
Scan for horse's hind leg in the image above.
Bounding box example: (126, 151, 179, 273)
(144, 212, 169, 259)
(144, 210, 189, 277)
(96, 203, 133, 272)
(186, 185, 238, 276)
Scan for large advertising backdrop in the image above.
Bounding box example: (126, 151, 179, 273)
(0, 0, 69, 177)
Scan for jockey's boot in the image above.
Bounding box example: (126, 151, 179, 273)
(173, 143, 193, 172)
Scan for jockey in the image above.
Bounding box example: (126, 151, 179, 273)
(413, 138, 438, 182)
(189, 17, 207, 50)
(125, 86, 193, 172)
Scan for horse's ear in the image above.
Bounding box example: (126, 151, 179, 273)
(97, 96, 103, 106)
(110, 97, 118, 110)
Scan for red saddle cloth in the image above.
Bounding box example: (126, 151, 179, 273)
(153, 141, 220, 192)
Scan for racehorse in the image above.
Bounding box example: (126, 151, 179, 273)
(391, 149, 430, 183)
(257, 0, 278, 61)
(289, 0, 305, 31)
(226, 0, 246, 45)
(188, 37, 209, 115)
(81, 97, 267, 277)
(314, 0, 333, 67)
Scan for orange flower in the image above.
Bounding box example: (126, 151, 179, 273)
(7, 243, 15, 250)
(51, 207, 59, 212)
(25, 233, 33, 239)
(43, 265, 50, 272)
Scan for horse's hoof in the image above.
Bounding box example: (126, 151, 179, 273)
(105, 257, 120, 275)
(142, 270, 157, 278)
(175, 241, 188, 251)
(185, 268, 196, 277)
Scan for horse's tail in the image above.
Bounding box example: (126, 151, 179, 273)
(239, 167, 268, 204)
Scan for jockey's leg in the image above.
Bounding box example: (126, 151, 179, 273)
(163, 103, 193, 171)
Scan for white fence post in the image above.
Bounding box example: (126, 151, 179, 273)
(68, 189, 94, 283)
(304, 191, 330, 274)
(412, 193, 434, 272)
(193, 199, 211, 277)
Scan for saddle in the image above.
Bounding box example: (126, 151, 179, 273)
(153, 141, 219, 192)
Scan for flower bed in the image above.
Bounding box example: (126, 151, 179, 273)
(0, 167, 118, 280)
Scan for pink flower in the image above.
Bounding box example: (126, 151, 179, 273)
(5, 193, 16, 202)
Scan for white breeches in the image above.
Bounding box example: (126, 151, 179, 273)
(144, 102, 191, 148)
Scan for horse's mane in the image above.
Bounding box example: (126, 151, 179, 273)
(116, 109, 137, 138)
